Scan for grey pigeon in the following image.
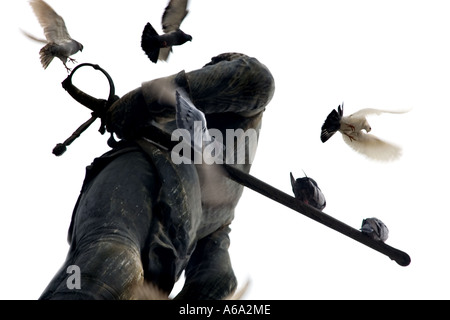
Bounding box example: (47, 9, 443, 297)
(141, 0, 192, 63)
(23, 0, 83, 72)
(175, 89, 234, 213)
(320, 102, 409, 161)
(290, 172, 326, 211)
(175, 89, 217, 157)
(360, 218, 389, 242)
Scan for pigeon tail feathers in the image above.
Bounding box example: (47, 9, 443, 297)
(39, 44, 55, 69)
(141, 22, 161, 63)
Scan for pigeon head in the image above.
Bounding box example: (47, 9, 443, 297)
(178, 29, 192, 43)
(78, 42, 84, 52)
(362, 119, 371, 132)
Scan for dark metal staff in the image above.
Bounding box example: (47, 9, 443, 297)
(222, 164, 411, 267)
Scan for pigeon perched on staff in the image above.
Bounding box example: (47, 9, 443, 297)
(320, 102, 409, 161)
(290, 172, 326, 211)
(141, 0, 192, 63)
(360, 218, 389, 242)
(23, 0, 83, 72)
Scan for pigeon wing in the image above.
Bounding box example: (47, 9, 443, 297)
(20, 29, 47, 43)
(159, 0, 189, 61)
(158, 47, 172, 61)
(376, 219, 389, 242)
(175, 90, 207, 131)
(290, 172, 296, 191)
(342, 132, 402, 161)
(349, 108, 410, 118)
(162, 0, 189, 33)
(175, 90, 208, 152)
(29, 0, 72, 43)
(320, 104, 343, 142)
(308, 178, 326, 211)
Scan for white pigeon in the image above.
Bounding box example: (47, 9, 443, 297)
(320, 102, 409, 161)
(22, 0, 83, 72)
(360, 218, 389, 242)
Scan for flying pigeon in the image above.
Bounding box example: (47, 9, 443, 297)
(175, 89, 211, 155)
(23, 0, 83, 72)
(175, 89, 237, 211)
(175, 88, 224, 158)
(360, 218, 389, 242)
(141, 0, 192, 63)
(290, 172, 326, 211)
(320, 102, 409, 161)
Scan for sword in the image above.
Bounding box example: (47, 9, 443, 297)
(53, 63, 118, 156)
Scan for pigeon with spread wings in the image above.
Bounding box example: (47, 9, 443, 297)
(141, 0, 192, 63)
(320, 102, 409, 161)
(175, 89, 210, 154)
(175, 90, 234, 211)
(22, 0, 83, 72)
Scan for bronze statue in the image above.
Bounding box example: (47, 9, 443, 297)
(39, 52, 275, 299)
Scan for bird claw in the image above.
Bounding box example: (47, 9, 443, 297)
(346, 124, 356, 131)
(63, 58, 78, 73)
(64, 65, 72, 73)
(344, 133, 355, 142)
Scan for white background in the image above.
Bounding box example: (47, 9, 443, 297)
(1, 0, 449, 299)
